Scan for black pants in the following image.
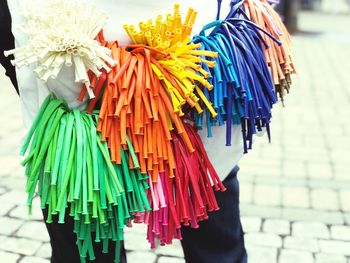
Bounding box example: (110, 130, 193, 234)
(0, 0, 19, 95)
(41, 209, 127, 263)
(181, 166, 247, 263)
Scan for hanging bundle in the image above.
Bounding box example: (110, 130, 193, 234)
(78, 5, 226, 248)
(122, 5, 219, 118)
(133, 122, 225, 248)
(78, 6, 223, 185)
(228, 0, 295, 102)
(4, 0, 117, 98)
(192, 15, 280, 152)
(20, 94, 150, 262)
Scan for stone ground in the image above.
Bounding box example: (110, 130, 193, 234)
(1, 10, 350, 263)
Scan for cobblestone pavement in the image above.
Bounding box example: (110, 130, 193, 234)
(1, 10, 350, 263)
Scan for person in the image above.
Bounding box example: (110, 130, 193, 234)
(4, 0, 248, 262)
(0, 0, 19, 94)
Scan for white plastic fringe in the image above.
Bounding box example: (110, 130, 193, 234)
(4, 0, 117, 99)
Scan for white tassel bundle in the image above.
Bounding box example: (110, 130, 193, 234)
(4, 0, 117, 99)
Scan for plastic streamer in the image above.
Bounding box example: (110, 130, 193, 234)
(122, 5, 219, 118)
(133, 123, 225, 248)
(20, 94, 150, 262)
(5, 0, 116, 98)
(231, 0, 295, 102)
(77, 5, 227, 248)
(78, 6, 221, 182)
(190, 0, 294, 151)
(192, 19, 277, 152)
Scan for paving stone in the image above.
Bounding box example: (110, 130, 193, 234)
(241, 216, 262, 233)
(0, 156, 21, 176)
(0, 190, 28, 206)
(0, 187, 6, 195)
(245, 245, 277, 263)
(292, 221, 330, 239)
(240, 183, 253, 204)
(158, 256, 185, 263)
(254, 185, 281, 206)
(155, 240, 184, 258)
(9, 205, 44, 221)
(254, 176, 306, 188)
(334, 164, 350, 181)
(311, 189, 339, 211)
(340, 190, 350, 212)
(16, 222, 50, 242)
(10, 166, 26, 178)
(331, 225, 350, 241)
(307, 162, 333, 179)
(252, 164, 282, 178)
(283, 161, 307, 178)
(0, 202, 15, 216)
(0, 176, 26, 190)
(284, 236, 319, 252)
(239, 158, 281, 172)
(263, 219, 290, 236)
(35, 243, 51, 259)
(0, 216, 24, 235)
(316, 253, 347, 263)
(282, 186, 310, 209)
(319, 240, 350, 256)
(285, 149, 328, 162)
(345, 213, 350, 225)
(244, 233, 282, 248)
(126, 251, 156, 263)
(20, 256, 50, 263)
(241, 205, 282, 219)
(282, 208, 344, 225)
(0, 237, 42, 256)
(308, 180, 350, 190)
(334, 171, 350, 182)
(124, 233, 152, 251)
(0, 251, 20, 263)
(279, 249, 314, 263)
(124, 223, 147, 235)
(330, 151, 350, 165)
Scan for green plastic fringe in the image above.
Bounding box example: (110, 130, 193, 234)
(20, 94, 151, 262)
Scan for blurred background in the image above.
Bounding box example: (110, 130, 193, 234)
(0, 0, 350, 262)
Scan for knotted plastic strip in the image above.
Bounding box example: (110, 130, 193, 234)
(4, 0, 117, 99)
(192, 16, 279, 152)
(133, 123, 226, 248)
(20, 94, 150, 262)
(232, 0, 296, 103)
(123, 5, 219, 117)
(78, 4, 227, 247)
(80, 6, 220, 182)
(124, 4, 196, 50)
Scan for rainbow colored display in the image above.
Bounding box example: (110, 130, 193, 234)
(15, 1, 294, 262)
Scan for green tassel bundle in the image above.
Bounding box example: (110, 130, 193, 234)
(20, 94, 151, 262)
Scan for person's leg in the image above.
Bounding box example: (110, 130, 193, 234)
(42, 208, 81, 263)
(180, 166, 247, 263)
(42, 207, 127, 263)
(0, 0, 19, 94)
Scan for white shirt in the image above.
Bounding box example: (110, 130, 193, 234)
(8, 0, 244, 180)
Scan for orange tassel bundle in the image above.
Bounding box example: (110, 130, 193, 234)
(243, 0, 296, 102)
